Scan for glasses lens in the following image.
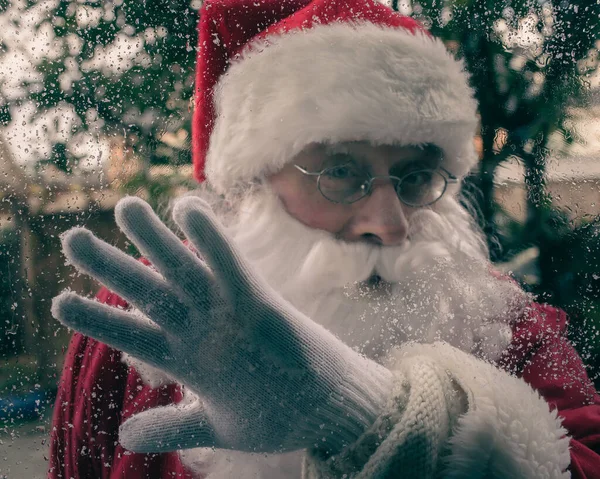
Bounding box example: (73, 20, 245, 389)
(318, 161, 369, 203)
(397, 170, 447, 206)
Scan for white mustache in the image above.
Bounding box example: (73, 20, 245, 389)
(294, 208, 457, 290)
(183, 184, 528, 362)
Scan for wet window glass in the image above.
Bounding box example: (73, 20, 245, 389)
(1, 0, 599, 477)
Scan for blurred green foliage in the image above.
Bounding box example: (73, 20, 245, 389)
(403, 0, 600, 258)
(0, 229, 22, 358)
(396, 0, 600, 384)
(24, 0, 199, 167)
(536, 214, 600, 385)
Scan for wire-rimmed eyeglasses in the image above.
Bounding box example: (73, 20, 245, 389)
(293, 162, 458, 206)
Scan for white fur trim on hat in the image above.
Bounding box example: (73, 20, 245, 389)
(206, 22, 479, 193)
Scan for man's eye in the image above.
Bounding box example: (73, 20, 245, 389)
(324, 164, 362, 180)
(403, 170, 433, 186)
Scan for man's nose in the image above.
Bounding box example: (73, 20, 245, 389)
(343, 181, 409, 246)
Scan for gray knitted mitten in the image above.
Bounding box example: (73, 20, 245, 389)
(52, 196, 393, 455)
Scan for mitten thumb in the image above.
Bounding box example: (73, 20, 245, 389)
(119, 401, 217, 453)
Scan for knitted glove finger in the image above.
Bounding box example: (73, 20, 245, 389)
(115, 197, 220, 311)
(61, 227, 189, 332)
(173, 196, 268, 302)
(52, 291, 170, 368)
(119, 401, 217, 452)
(173, 197, 335, 364)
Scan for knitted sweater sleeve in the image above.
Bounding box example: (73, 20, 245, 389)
(48, 287, 194, 479)
(306, 303, 598, 478)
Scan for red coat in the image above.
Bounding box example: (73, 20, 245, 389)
(48, 287, 600, 478)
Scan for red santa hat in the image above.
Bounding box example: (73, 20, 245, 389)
(192, 0, 479, 192)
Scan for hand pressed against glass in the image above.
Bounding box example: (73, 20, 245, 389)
(269, 142, 449, 246)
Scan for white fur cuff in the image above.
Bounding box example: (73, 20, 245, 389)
(303, 343, 571, 479)
(394, 343, 571, 478)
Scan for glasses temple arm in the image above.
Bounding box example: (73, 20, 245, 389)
(440, 166, 459, 183)
(294, 164, 323, 177)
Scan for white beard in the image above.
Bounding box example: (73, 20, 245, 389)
(198, 185, 530, 363)
(174, 185, 531, 479)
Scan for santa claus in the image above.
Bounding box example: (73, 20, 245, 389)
(48, 0, 600, 478)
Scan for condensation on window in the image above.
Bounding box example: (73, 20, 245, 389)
(0, 0, 599, 477)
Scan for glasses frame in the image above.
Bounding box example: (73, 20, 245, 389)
(294, 163, 458, 206)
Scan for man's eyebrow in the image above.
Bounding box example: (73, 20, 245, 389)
(389, 154, 442, 175)
(322, 143, 355, 156)
(320, 146, 367, 168)
(404, 143, 443, 157)
(403, 148, 443, 166)
(389, 159, 424, 175)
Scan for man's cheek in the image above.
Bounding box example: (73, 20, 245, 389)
(286, 197, 349, 234)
